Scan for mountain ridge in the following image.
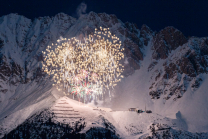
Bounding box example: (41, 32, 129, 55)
(0, 12, 208, 138)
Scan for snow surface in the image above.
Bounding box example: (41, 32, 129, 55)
(109, 40, 208, 133)
(1, 86, 207, 138)
(0, 12, 208, 138)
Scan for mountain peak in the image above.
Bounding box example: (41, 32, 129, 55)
(0, 12, 208, 137)
(152, 26, 187, 59)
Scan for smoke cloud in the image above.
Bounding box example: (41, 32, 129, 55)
(76, 2, 87, 18)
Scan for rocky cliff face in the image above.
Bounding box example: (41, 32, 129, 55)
(152, 26, 187, 60)
(0, 12, 147, 105)
(0, 12, 208, 106)
(0, 11, 208, 138)
(149, 32, 208, 102)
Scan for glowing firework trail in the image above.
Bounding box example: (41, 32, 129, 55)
(42, 27, 125, 102)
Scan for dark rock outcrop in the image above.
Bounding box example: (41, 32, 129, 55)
(152, 26, 187, 60)
(149, 37, 208, 101)
(2, 109, 120, 139)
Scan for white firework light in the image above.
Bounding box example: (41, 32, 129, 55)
(42, 27, 125, 103)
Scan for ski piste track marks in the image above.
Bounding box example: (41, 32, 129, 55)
(51, 98, 84, 123)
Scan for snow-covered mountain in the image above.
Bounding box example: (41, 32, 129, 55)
(0, 12, 208, 138)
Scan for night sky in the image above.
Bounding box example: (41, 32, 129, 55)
(0, 0, 208, 37)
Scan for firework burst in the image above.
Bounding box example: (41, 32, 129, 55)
(42, 27, 125, 103)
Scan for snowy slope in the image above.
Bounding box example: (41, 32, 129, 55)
(1, 95, 208, 138)
(110, 38, 208, 132)
(0, 12, 208, 138)
(0, 11, 144, 128)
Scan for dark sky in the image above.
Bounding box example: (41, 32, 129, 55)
(0, 0, 208, 37)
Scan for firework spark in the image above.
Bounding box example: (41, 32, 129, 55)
(42, 27, 125, 103)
